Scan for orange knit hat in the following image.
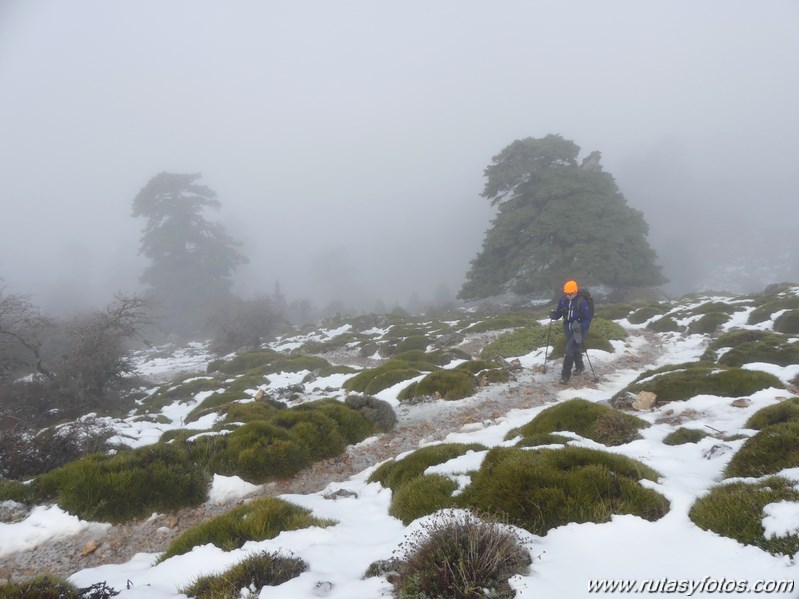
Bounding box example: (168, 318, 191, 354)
(563, 280, 578, 294)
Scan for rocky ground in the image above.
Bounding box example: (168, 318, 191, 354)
(0, 330, 665, 583)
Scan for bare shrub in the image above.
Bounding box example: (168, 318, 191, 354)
(392, 510, 531, 598)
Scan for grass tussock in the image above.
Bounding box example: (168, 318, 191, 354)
(506, 398, 649, 446)
(662, 427, 709, 445)
(369, 443, 487, 492)
(724, 421, 799, 478)
(398, 370, 478, 402)
(343, 360, 424, 394)
(159, 497, 334, 562)
(463, 311, 541, 333)
(612, 363, 783, 405)
(686, 311, 731, 335)
(689, 477, 799, 556)
(458, 446, 668, 536)
(744, 398, 799, 430)
(390, 510, 531, 599)
(0, 575, 85, 599)
(646, 316, 682, 333)
(181, 551, 307, 598)
(702, 330, 799, 368)
(390, 474, 460, 524)
(627, 305, 667, 324)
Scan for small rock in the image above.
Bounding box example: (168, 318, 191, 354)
(323, 489, 358, 500)
(82, 539, 101, 555)
(731, 398, 751, 408)
(632, 391, 657, 411)
(312, 581, 334, 596)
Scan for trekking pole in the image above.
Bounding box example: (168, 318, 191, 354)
(583, 344, 599, 382)
(541, 318, 553, 373)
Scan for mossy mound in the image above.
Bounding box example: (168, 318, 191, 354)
(389, 474, 460, 524)
(774, 309, 799, 334)
(398, 369, 478, 401)
(160, 497, 333, 561)
(724, 421, 799, 478)
(343, 360, 424, 395)
(458, 446, 669, 536)
(368, 443, 486, 492)
(344, 394, 397, 431)
(646, 316, 682, 333)
(611, 363, 784, 405)
(627, 305, 667, 324)
(594, 303, 635, 320)
(747, 296, 799, 325)
(703, 329, 799, 368)
(689, 476, 799, 556)
(744, 398, 799, 429)
(207, 349, 330, 376)
(672, 301, 742, 319)
(463, 310, 541, 333)
(480, 326, 547, 360)
(662, 427, 709, 445)
(686, 311, 731, 334)
(505, 399, 649, 446)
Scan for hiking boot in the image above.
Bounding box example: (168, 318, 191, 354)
(559, 374, 570, 385)
(574, 365, 585, 374)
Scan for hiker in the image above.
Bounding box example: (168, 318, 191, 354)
(550, 280, 593, 384)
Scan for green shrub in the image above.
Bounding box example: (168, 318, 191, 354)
(628, 305, 667, 324)
(181, 551, 307, 598)
(0, 575, 84, 598)
(208, 421, 311, 482)
(662, 427, 709, 445)
(363, 367, 423, 395)
(514, 433, 571, 448)
(160, 497, 333, 561)
(368, 443, 486, 491)
(455, 359, 501, 374)
(208, 349, 330, 376)
(389, 474, 459, 524)
(391, 511, 531, 599)
(686, 311, 730, 335)
(393, 349, 470, 368)
(673, 301, 740, 319)
(458, 446, 668, 536)
(506, 399, 649, 446)
(747, 296, 799, 325)
(393, 335, 431, 353)
(344, 394, 397, 431)
(343, 360, 423, 394)
(703, 330, 799, 368)
(724, 421, 799, 478)
(397, 369, 478, 401)
(689, 477, 799, 556)
(35, 444, 208, 523)
(646, 316, 682, 332)
(612, 363, 783, 404)
(744, 398, 799, 429)
(221, 400, 281, 424)
(480, 326, 548, 360)
(0, 479, 36, 503)
(268, 410, 347, 461)
(296, 398, 374, 443)
(594, 303, 635, 320)
(774, 309, 799, 334)
(464, 311, 540, 333)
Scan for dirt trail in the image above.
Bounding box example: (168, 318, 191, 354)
(0, 330, 665, 583)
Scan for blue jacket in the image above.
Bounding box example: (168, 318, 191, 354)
(552, 294, 592, 335)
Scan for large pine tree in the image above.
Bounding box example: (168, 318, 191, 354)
(459, 135, 666, 300)
(132, 172, 247, 336)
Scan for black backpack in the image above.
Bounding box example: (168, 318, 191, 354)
(576, 288, 594, 321)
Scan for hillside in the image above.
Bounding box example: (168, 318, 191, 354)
(1, 286, 799, 598)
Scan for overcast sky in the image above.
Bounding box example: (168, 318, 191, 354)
(1, 1, 798, 314)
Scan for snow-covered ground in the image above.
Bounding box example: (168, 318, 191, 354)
(2, 296, 798, 598)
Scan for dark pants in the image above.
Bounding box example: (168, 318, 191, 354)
(562, 325, 584, 377)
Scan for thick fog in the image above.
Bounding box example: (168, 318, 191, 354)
(1, 1, 798, 315)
